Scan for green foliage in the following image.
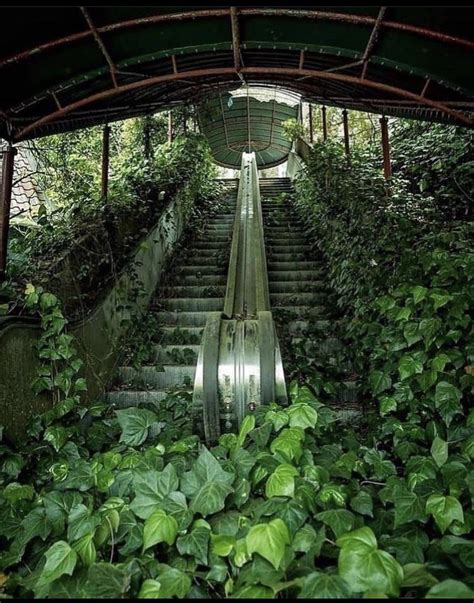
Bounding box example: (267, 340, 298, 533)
(282, 118, 306, 142)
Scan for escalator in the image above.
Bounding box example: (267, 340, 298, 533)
(105, 156, 356, 436)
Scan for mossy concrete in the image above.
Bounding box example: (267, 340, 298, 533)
(0, 190, 194, 442)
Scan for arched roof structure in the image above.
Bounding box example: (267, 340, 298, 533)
(1, 6, 474, 142)
(198, 88, 299, 168)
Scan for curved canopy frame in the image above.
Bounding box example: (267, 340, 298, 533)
(1, 6, 474, 141)
(198, 90, 298, 168)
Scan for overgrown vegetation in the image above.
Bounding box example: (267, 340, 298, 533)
(0, 117, 473, 599)
(289, 123, 473, 596)
(4, 113, 216, 319)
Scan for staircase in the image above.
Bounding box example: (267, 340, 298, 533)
(105, 181, 238, 408)
(260, 177, 358, 408)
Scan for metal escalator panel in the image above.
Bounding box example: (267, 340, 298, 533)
(193, 153, 287, 443)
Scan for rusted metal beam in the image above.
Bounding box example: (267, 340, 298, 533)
(322, 105, 328, 141)
(101, 124, 110, 199)
(342, 109, 350, 156)
(0, 144, 17, 281)
(308, 103, 314, 143)
(230, 7, 241, 71)
(218, 94, 230, 148)
(80, 7, 118, 88)
(361, 7, 387, 79)
(13, 65, 474, 141)
(2, 7, 474, 73)
(380, 115, 391, 179)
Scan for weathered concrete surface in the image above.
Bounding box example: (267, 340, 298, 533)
(0, 189, 194, 442)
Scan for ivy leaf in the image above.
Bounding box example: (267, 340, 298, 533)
(426, 579, 474, 599)
(176, 526, 210, 565)
(21, 507, 52, 542)
(270, 428, 304, 462)
(379, 397, 397, 417)
(116, 408, 158, 447)
(211, 533, 235, 557)
(265, 464, 299, 498)
(401, 563, 438, 588)
(236, 415, 255, 448)
(72, 533, 96, 566)
(431, 436, 448, 468)
(337, 527, 404, 596)
(143, 509, 178, 550)
(298, 572, 351, 598)
(434, 381, 463, 426)
(191, 481, 234, 517)
(246, 518, 290, 570)
(265, 410, 289, 432)
(130, 464, 179, 519)
(37, 541, 77, 586)
(316, 509, 355, 539)
(426, 494, 464, 534)
(350, 491, 373, 518)
(398, 354, 423, 381)
(412, 286, 428, 305)
(138, 579, 161, 598)
(293, 524, 318, 553)
(86, 563, 131, 598)
(287, 403, 318, 429)
(153, 565, 191, 598)
(369, 371, 392, 395)
(394, 492, 427, 528)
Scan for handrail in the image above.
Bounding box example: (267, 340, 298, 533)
(223, 152, 270, 318)
(193, 152, 287, 443)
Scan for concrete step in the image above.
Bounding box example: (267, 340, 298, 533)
(153, 344, 200, 364)
(116, 365, 196, 389)
(104, 390, 168, 407)
(177, 265, 227, 276)
(159, 326, 203, 345)
(153, 311, 210, 327)
(160, 285, 226, 298)
(180, 274, 227, 286)
(160, 297, 224, 312)
(269, 280, 327, 293)
(268, 261, 322, 271)
(268, 269, 325, 282)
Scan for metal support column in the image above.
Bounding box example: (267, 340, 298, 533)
(101, 124, 110, 199)
(0, 144, 17, 281)
(309, 104, 314, 143)
(343, 109, 350, 157)
(322, 106, 328, 141)
(380, 116, 392, 180)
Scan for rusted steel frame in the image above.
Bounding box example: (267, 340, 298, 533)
(342, 109, 350, 156)
(361, 7, 387, 79)
(14, 65, 474, 141)
(269, 93, 277, 147)
(171, 55, 178, 74)
(421, 79, 431, 97)
(80, 7, 118, 87)
(0, 144, 17, 281)
(380, 115, 392, 179)
(230, 7, 241, 70)
(325, 60, 363, 73)
(2, 6, 474, 73)
(308, 103, 313, 143)
(218, 94, 230, 148)
(101, 124, 111, 199)
(321, 106, 328, 141)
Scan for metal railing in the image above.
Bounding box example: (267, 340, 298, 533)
(193, 152, 287, 443)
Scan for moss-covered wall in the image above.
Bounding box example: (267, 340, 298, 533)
(0, 190, 194, 442)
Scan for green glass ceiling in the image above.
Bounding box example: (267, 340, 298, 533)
(198, 89, 299, 168)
